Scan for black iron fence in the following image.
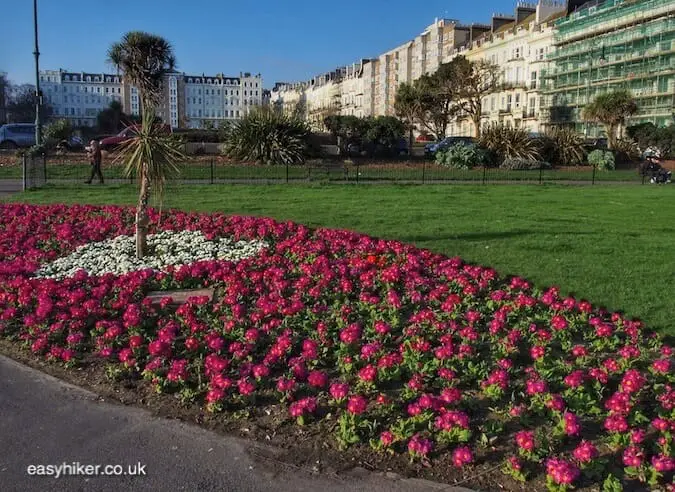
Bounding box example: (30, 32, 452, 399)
(19, 156, 655, 186)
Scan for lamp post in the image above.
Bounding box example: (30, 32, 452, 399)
(33, 0, 42, 146)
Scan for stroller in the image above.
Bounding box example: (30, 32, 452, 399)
(642, 158, 672, 184)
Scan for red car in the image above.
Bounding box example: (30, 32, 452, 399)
(99, 124, 172, 151)
(415, 134, 434, 143)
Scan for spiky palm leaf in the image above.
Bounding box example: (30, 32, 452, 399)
(113, 111, 184, 199)
(545, 127, 586, 166)
(108, 32, 176, 108)
(582, 90, 637, 149)
(224, 107, 310, 165)
(479, 124, 541, 164)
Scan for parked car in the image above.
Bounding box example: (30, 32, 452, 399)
(0, 123, 36, 149)
(415, 134, 434, 143)
(347, 138, 409, 157)
(99, 124, 172, 151)
(424, 136, 475, 157)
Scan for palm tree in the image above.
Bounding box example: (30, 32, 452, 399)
(582, 89, 638, 149)
(108, 32, 184, 258)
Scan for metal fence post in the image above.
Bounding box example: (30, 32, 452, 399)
(356, 161, 360, 184)
(210, 159, 214, 184)
(482, 162, 487, 185)
(592, 164, 596, 185)
(286, 162, 289, 184)
(42, 153, 47, 183)
(22, 155, 27, 191)
(539, 162, 543, 184)
(422, 159, 426, 184)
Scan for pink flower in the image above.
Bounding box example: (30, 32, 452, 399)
(329, 382, 350, 400)
(530, 346, 546, 361)
(652, 455, 675, 473)
(573, 440, 598, 463)
(358, 365, 377, 383)
(452, 446, 474, 467)
(652, 417, 671, 432)
(289, 397, 317, 419)
(620, 369, 646, 394)
(546, 458, 580, 485)
(346, 395, 368, 415)
(564, 370, 585, 388)
(206, 388, 225, 404)
(237, 378, 256, 396)
(380, 431, 395, 447)
(276, 377, 296, 393)
(571, 345, 588, 358)
(408, 434, 433, 457)
(563, 412, 581, 437)
(631, 428, 646, 444)
(653, 358, 671, 374)
(604, 414, 629, 433)
(623, 446, 644, 467)
(526, 379, 548, 396)
(307, 370, 328, 388)
(515, 431, 535, 452)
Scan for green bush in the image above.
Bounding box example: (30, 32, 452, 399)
(588, 149, 615, 171)
(222, 107, 311, 165)
(44, 119, 73, 148)
(435, 144, 486, 170)
(500, 158, 551, 170)
(478, 124, 540, 164)
(542, 127, 586, 166)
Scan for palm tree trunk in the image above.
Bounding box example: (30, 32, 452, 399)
(136, 166, 150, 259)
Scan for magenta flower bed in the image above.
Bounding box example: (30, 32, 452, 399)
(0, 203, 674, 491)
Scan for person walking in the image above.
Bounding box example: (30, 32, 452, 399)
(85, 140, 104, 184)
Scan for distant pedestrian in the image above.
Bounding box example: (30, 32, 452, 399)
(85, 140, 104, 184)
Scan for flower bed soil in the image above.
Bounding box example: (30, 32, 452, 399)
(0, 203, 672, 491)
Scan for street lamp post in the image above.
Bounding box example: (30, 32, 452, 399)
(33, 0, 42, 146)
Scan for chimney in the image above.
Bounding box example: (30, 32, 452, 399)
(492, 13, 515, 32)
(516, 2, 537, 23)
(536, 0, 568, 24)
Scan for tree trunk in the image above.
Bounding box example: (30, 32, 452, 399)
(607, 124, 617, 150)
(473, 114, 482, 139)
(135, 166, 150, 259)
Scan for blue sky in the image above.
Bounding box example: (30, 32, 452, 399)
(2, 0, 519, 89)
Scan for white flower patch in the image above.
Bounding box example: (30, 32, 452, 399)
(35, 230, 268, 279)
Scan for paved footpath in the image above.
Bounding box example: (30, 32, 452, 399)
(0, 355, 472, 492)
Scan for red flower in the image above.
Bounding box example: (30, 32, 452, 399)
(346, 395, 368, 415)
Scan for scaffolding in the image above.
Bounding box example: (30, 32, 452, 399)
(542, 0, 675, 137)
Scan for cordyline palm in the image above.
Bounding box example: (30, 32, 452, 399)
(582, 89, 638, 149)
(108, 32, 184, 258)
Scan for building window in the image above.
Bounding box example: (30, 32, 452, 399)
(198, 110, 202, 117)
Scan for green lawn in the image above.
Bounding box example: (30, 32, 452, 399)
(6, 183, 675, 335)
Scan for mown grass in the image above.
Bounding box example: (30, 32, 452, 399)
(5, 183, 674, 334)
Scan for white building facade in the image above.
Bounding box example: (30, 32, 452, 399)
(40, 69, 125, 127)
(38, 69, 263, 129)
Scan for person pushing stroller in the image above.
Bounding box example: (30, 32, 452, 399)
(643, 154, 672, 184)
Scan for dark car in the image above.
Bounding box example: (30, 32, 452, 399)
(347, 138, 408, 157)
(100, 124, 172, 151)
(424, 136, 475, 157)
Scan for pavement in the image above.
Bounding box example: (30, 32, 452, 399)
(0, 179, 21, 197)
(0, 355, 474, 492)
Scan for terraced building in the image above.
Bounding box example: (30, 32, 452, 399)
(542, 0, 675, 137)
